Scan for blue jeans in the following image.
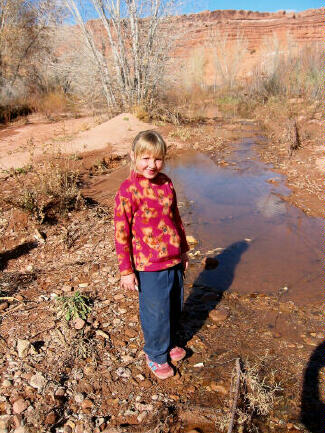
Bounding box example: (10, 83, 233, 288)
(137, 264, 184, 364)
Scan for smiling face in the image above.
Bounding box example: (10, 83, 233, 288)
(133, 152, 164, 179)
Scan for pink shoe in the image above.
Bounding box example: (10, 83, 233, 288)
(145, 355, 174, 379)
(170, 346, 186, 362)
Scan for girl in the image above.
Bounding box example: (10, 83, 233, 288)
(114, 130, 189, 380)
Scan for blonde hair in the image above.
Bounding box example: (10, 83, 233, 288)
(131, 130, 167, 170)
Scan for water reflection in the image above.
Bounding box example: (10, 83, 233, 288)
(166, 143, 323, 304)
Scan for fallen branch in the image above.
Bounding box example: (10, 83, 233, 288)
(0, 296, 21, 302)
(227, 357, 241, 433)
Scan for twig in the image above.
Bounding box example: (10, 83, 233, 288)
(0, 296, 20, 302)
(227, 357, 241, 433)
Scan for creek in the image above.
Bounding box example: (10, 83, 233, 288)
(165, 137, 323, 305)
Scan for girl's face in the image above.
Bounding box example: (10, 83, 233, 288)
(133, 152, 164, 179)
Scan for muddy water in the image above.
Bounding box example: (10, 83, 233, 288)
(165, 139, 323, 305)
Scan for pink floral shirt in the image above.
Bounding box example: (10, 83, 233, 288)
(114, 171, 189, 275)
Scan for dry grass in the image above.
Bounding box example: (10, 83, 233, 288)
(1, 157, 83, 223)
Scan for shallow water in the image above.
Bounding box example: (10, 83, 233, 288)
(165, 138, 323, 305)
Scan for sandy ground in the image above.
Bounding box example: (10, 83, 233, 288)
(0, 113, 323, 433)
(0, 113, 159, 173)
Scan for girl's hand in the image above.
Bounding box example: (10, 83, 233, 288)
(181, 252, 189, 272)
(120, 273, 138, 291)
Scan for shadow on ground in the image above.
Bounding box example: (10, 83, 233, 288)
(179, 240, 249, 345)
(301, 340, 325, 433)
(0, 241, 38, 271)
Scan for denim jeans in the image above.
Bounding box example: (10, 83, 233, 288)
(137, 264, 184, 364)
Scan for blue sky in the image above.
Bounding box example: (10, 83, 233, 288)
(181, 0, 324, 13)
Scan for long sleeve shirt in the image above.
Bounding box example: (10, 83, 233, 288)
(114, 171, 189, 275)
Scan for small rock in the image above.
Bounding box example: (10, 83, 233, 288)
(151, 394, 158, 400)
(13, 427, 29, 433)
(113, 293, 124, 301)
(210, 382, 228, 395)
(209, 308, 229, 323)
(45, 411, 57, 425)
(16, 340, 31, 358)
(29, 372, 46, 391)
(26, 265, 33, 272)
(0, 415, 10, 431)
(81, 399, 94, 413)
(0, 302, 9, 311)
(1, 380, 12, 388)
(186, 235, 198, 245)
(193, 362, 204, 368)
(13, 398, 28, 414)
(125, 328, 137, 338)
(62, 285, 73, 293)
(137, 411, 147, 422)
(78, 283, 89, 288)
(116, 367, 131, 378)
(74, 393, 84, 404)
(135, 374, 145, 381)
(72, 317, 86, 330)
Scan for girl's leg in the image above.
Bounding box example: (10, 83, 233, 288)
(138, 266, 182, 364)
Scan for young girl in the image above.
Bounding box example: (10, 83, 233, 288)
(114, 130, 189, 380)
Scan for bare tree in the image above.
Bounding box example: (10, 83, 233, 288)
(65, 0, 179, 109)
(0, 0, 64, 103)
(209, 28, 248, 89)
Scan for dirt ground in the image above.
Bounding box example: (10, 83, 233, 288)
(0, 113, 323, 433)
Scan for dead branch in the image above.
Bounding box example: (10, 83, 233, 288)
(227, 357, 241, 433)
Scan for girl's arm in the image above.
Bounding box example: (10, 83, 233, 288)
(114, 190, 134, 277)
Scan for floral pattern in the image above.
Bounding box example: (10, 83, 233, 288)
(114, 171, 189, 274)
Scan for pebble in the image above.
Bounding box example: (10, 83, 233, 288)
(186, 235, 198, 244)
(137, 411, 147, 422)
(45, 411, 57, 425)
(1, 380, 12, 388)
(29, 372, 46, 391)
(74, 393, 84, 404)
(208, 308, 229, 323)
(73, 317, 86, 330)
(115, 367, 131, 378)
(78, 283, 89, 288)
(13, 398, 28, 414)
(151, 394, 158, 400)
(16, 340, 31, 359)
(0, 302, 9, 311)
(135, 374, 145, 381)
(210, 382, 228, 395)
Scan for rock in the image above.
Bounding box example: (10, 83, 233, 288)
(29, 372, 46, 391)
(13, 427, 29, 433)
(13, 398, 28, 414)
(81, 399, 94, 413)
(135, 374, 145, 381)
(0, 415, 10, 431)
(45, 411, 57, 425)
(16, 340, 31, 358)
(210, 382, 228, 395)
(124, 328, 137, 338)
(186, 235, 198, 244)
(78, 283, 89, 288)
(1, 380, 12, 388)
(0, 303, 9, 312)
(72, 317, 86, 330)
(208, 308, 229, 323)
(137, 411, 147, 422)
(62, 285, 73, 293)
(74, 393, 84, 404)
(115, 368, 131, 378)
